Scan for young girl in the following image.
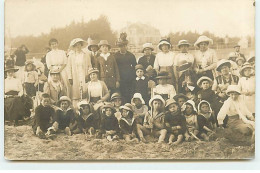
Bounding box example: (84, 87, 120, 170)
(119, 103, 139, 142)
(22, 60, 39, 97)
(72, 100, 98, 136)
(83, 68, 110, 105)
(164, 99, 186, 145)
(50, 96, 75, 136)
(136, 95, 167, 143)
(217, 85, 254, 142)
(110, 92, 123, 120)
(153, 71, 176, 100)
(238, 63, 255, 114)
(100, 104, 120, 141)
(182, 100, 199, 141)
(131, 93, 148, 125)
(236, 57, 246, 74)
(197, 100, 217, 141)
(43, 68, 67, 104)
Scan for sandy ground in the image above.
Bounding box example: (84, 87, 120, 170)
(4, 125, 255, 160)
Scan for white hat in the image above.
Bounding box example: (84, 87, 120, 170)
(69, 38, 87, 47)
(194, 35, 213, 47)
(197, 76, 213, 88)
(198, 100, 212, 114)
(228, 52, 238, 58)
(239, 62, 253, 76)
(77, 100, 90, 110)
(149, 95, 165, 108)
(131, 93, 145, 105)
(226, 85, 241, 96)
(158, 39, 171, 50)
(142, 43, 154, 53)
(177, 40, 191, 48)
(181, 100, 197, 112)
(216, 59, 231, 72)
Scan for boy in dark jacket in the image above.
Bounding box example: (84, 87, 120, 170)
(164, 99, 186, 145)
(100, 104, 120, 141)
(32, 93, 55, 139)
(119, 103, 138, 142)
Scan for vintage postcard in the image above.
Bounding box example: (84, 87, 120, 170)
(4, 0, 255, 160)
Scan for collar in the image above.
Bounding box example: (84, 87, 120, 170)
(100, 53, 110, 60)
(120, 117, 135, 126)
(136, 76, 145, 80)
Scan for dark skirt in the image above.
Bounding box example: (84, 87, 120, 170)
(24, 82, 36, 97)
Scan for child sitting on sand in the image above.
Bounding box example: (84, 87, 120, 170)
(110, 92, 123, 120)
(197, 100, 217, 141)
(164, 99, 186, 145)
(100, 103, 120, 141)
(50, 96, 76, 136)
(72, 100, 99, 136)
(136, 95, 167, 143)
(32, 93, 55, 139)
(182, 100, 200, 141)
(131, 93, 148, 125)
(119, 103, 139, 142)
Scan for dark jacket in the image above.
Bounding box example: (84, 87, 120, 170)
(97, 54, 120, 90)
(119, 117, 137, 135)
(90, 51, 101, 68)
(100, 114, 119, 133)
(138, 54, 156, 70)
(178, 70, 199, 95)
(164, 111, 186, 135)
(195, 89, 218, 109)
(33, 104, 55, 132)
(197, 113, 216, 134)
(132, 76, 149, 104)
(54, 108, 75, 130)
(14, 47, 29, 66)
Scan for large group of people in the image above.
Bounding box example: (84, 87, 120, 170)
(4, 33, 255, 145)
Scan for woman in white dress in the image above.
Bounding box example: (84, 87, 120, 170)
(67, 38, 92, 107)
(193, 35, 217, 80)
(46, 38, 70, 97)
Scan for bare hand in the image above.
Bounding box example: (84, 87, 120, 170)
(116, 81, 120, 88)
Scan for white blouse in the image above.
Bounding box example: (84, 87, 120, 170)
(174, 52, 194, 66)
(153, 84, 176, 99)
(87, 81, 103, 97)
(194, 48, 217, 69)
(5, 77, 23, 94)
(154, 51, 175, 70)
(46, 49, 67, 69)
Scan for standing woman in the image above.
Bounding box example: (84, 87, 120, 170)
(67, 38, 92, 107)
(46, 38, 70, 97)
(194, 36, 217, 80)
(154, 38, 176, 86)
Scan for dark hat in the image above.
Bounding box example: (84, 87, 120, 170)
(234, 45, 240, 48)
(87, 40, 99, 51)
(135, 64, 144, 71)
(156, 71, 170, 79)
(177, 60, 192, 72)
(173, 93, 188, 102)
(4, 65, 19, 72)
(116, 32, 128, 46)
(101, 103, 116, 112)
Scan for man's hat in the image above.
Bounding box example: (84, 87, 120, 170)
(87, 40, 99, 51)
(4, 65, 19, 72)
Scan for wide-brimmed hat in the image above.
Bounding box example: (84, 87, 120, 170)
(216, 59, 231, 72)
(156, 71, 171, 79)
(149, 95, 165, 108)
(49, 68, 60, 74)
(77, 100, 90, 110)
(236, 56, 246, 63)
(25, 60, 36, 67)
(119, 103, 133, 113)
(110, 92, 122, 101)
(181, 100, 197, 112)
(88, 68, 99, 75)
(101, 103, 116, 112)
(198, 100, 212, 114)
(135, 64, 144, 71)
(131, 93, 145, 105)
(4, 65, 19, 72)
(247, 56, 255, 63)
(98, 40, 111, 49)
(197, 76, 213, 87)
(158, 39, 171, 50)
(240, 62, 253, 76)
(69, 38, 87, 48)
(87, 40, 99, 51)
(226, 85, 241, 96)
(173, 93, 189, 102)
(57, 96, 71, 105)
(233, 45, 240, 48)
(194, 35, 213, 47)
(177, 40, 191, 48)
(165, 99, 178, 108)
(228, 52, 238, 59)
(142, 43, 154, 53)
(177, 60, 192, 72)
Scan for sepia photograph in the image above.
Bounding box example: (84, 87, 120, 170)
(3, 0, 255, 161)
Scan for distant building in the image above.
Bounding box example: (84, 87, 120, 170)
(120, 22, 161, 52)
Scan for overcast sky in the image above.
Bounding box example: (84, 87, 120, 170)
(5, 0, 255, 38)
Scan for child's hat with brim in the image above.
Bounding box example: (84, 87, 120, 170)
(216, 59, 231, 72)
(198, 100, 212, 114)
(131, 93, 145, 105)
(101, 103, 116, 112)
(194, 35, 213, 47)
(177, 40, 191, 48)
(226, 85, 241, 96)
(49, 68, 60, 74)
(149, 95, 165, 108)
(173, 93, 189, 102)
(88, 68, 99, 75)
(110, 92, 122, 101)
(239, 62, 253, 76)
(165, 99, 177, 108)
(77, 100, 90, 110)
(233, 45, 240, 48)
(4, 65, 19, 72)
(181, 100, 197, 112)
(57, 96, 71, 105)
(98, 40, 111, 49)
(156, 71, 171, 79)
(142, 43, 154, 53)
(25, 60, 36, 67)
(87, 40, 99, 51)
(119, 103, 133, 112)
(69, 38, 87, 48)
(236, 56, 245, 63)
(197, 76, 213, 88)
